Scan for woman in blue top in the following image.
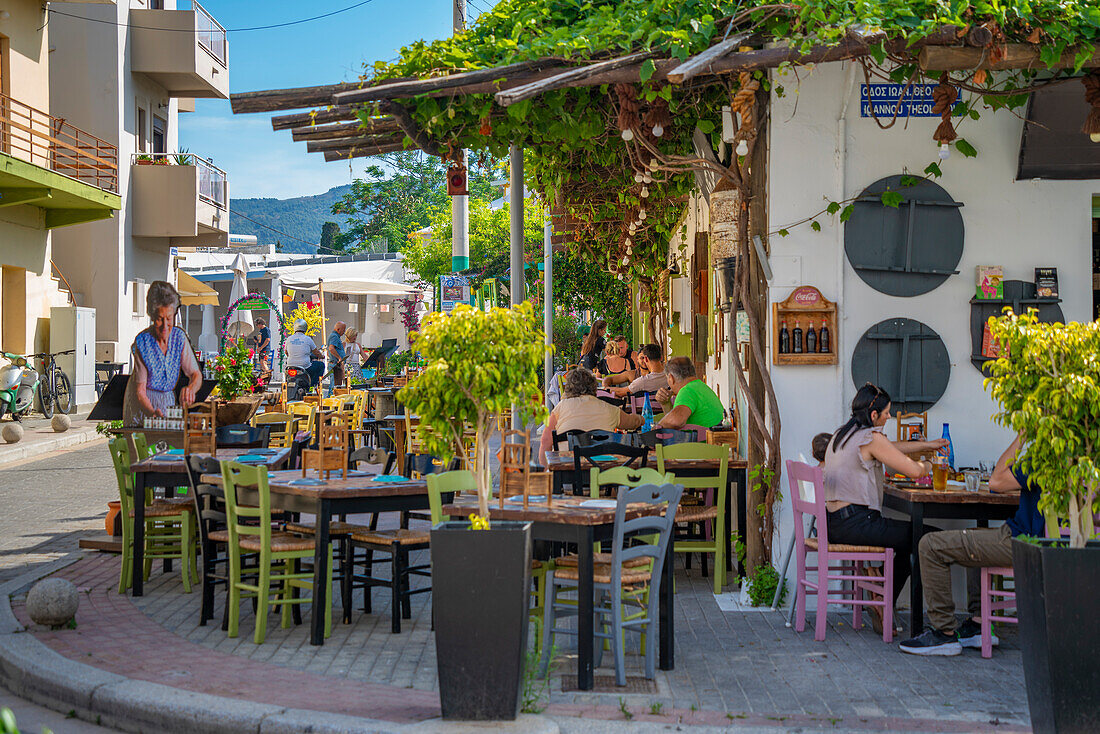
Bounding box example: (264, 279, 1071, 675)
(122, 281, 203, 427)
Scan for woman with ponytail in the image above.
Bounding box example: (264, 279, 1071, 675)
(823, 383, 948, 630)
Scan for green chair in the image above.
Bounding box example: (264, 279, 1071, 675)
(220, 460, 333, 644)
(656, 442, 731, 594)
(108, 436, 196, 594)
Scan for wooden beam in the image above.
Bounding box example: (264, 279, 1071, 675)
(231, 82, 372, 114)
(305, 135, 403, 153)
(377, 101, 440, 156)
(322, 143, 407, 162)
(332, 58, 566, 104)
(920, 43, 1100, 71)
(271, 106, 361, 130)
(495, 50, 657, 106)
(291, 119, 400, 141)
(666, 33, 754, 84)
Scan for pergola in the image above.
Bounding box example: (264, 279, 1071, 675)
(230, 6, 1100, 570)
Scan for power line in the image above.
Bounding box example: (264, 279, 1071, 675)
(47, 1, 377, 33)
(229, 208, 331, 250)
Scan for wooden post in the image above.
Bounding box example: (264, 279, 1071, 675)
(319, 279, 328, 385)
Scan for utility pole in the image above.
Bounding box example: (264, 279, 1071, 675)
(509, 144, 524, 428)
(451, 0, 470, 272)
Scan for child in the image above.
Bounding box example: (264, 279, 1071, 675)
(812, 432, 832, 464)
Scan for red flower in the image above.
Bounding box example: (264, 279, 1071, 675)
(248, 349, 254, 357)
(230, 359, 236, 366)
(216, 364, 225, 372)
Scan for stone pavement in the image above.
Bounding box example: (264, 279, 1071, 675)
(0, 411, 102, 467)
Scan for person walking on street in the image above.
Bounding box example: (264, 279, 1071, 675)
(253, 318, 271, 371)
(326, 321, 347, 394)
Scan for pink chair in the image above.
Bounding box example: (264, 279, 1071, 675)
(786, 460, 895, 642)
(681, 424, 710, 441)
(977, 567, 1016, 658)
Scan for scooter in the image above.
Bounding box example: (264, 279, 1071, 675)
(0, 352, 39, 421)
(284, 365, 312, 402)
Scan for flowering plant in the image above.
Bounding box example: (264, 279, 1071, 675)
(283, 302, 325, 337)
(213, 337, 255, 400)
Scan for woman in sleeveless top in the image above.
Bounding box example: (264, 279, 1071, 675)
(823, 383, 948, 624)
(578, 319, 607, 372)
(596, 337, 636, 381)
(123, 281, 203, 427)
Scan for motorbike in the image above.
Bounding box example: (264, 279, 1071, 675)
(0, 352, 39, 421)
(284, 365, 312, 402)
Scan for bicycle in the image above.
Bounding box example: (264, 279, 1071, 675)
(31, 349, 75, 418)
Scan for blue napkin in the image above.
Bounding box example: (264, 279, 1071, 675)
(287, 478, 325, 486)
(236, 455, 268, 463)
(372, 474, 409, 483)
(589, 454, 618, 462)
(165, 449, 184, 456)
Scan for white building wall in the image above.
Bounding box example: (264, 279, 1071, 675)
(767, 62, 1096, 565)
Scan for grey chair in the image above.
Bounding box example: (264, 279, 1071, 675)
(540, 481, 683, 685)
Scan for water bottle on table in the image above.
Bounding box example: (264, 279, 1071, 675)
(641, 393, 653, 432)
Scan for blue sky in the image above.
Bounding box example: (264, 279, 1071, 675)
(179, 0, 495, 200)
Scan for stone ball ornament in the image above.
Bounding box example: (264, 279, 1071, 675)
(51, 414, 71, 432)
(26, 578, 79, 628)
(1, 422, 23, 444)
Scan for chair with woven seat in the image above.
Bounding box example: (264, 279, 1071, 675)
(220, 460, 333, 644)
(184, 399, 217, 455)
(287, 401, 317, 438)
(109, 437, 196, 594)
(656, 442, 729, 594)
(786, 460, 894, 642)
(301, 411, 349, 479)
(540, 481, 683, 685)
(346, 524, 431, 634)
(500, 429, 552, 508)
(574, 442, 648, 498)
(637, 428, 695, 449)
(251, 412, 294, 449)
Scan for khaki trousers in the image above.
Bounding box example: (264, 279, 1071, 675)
(917, 524, 1013, 634)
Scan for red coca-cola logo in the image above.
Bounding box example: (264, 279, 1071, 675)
(792, 287, 821, 305)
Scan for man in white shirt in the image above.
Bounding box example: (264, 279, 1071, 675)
(284, 319, 324, 385)
(608, 344, 666, 397)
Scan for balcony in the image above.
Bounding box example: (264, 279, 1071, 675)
(130, 153, 229, 247)
(0, 92, 121, 229)
(130, 2, 229, 99)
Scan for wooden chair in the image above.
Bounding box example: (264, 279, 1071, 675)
(215, 424, 271, 449)
(220, 460, 332, 644)
(251, 412, 294, 449)
(184, 399, 217, 455)
(540, 481, 684, 685)
(301, 411, 350, 479)
(573, 441, 648, 496)
(499, 429, 552, 509)
(786, 460, 894, 642)
(109, 437, 196, 594)
(637, 428, 695, 449)
(657, 442, 730, 594)
(286, 401, 317, 438)
(896, 411, 928, 441)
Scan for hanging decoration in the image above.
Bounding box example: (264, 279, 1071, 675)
(219, 291, 287, 372)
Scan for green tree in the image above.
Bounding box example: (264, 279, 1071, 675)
(319, 221, 341, 251)
(985, 310, 1100, 548)
(398, 303, 549, 517)
(553, 248, 632, 337)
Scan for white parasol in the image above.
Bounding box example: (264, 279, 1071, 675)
(224, 253, 254, 341)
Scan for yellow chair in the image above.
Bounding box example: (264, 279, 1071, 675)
(287, 401, 317, 437)
(251, 411, 294, 449)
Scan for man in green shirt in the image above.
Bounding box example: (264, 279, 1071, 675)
(656, 356, 725, 429)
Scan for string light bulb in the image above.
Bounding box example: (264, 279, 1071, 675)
(735, 139, 749, 156)
(938, 142, 951, 160)
(652, 123, 664, 137)
(624, 237, 632, 247)
(1091, 132, 1100, 143)
(639, 209, 647, 220)
(648, 159, 658, 171)
(640, 187, 649, 198)
(643, 174, 652, 183)
(621, 128, 634, 141)
(634, 173, 643, 183)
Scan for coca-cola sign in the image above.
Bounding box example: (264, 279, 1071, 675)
(791, 286, 822, 306)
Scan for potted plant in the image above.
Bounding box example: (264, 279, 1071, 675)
(135, 154, 155, 165)
(211, 337, 261, 425)
(985, 310, 1100, 734)
(399, 303, 548, 721)
(172, 148, 192, 166)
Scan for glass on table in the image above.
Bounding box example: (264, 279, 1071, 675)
(963, 470, 981, 493)
(931, 457, 949, 491)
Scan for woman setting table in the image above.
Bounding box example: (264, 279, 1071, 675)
(122, 281, 202, 427)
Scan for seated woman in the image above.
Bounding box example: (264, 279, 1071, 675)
(538, 368, 644, 464)
(823, 383, 948, 629)
(596, 336, 636, 386)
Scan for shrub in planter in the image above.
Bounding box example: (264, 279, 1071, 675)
(985, 310, 1100, 732)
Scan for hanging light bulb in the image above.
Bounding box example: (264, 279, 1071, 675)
(639, 210, 647, 220)
(628, 223, 636, 233)
(621, 256, 630, 266)
(938, 142, 951, 160)
(640, 187, 649, 198)
(642, 173, 652, 184)
(1091, 132, 1100, 143)
(648, 159, 659, 171)
(621, 128, 634, 141)
(652, 123, 664, 137)
(624, 237, 632, 247)
(735, 139, 749, 156)
(634, 173, 643, 183)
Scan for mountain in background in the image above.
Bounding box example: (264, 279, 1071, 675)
(230, 185, 353, 253)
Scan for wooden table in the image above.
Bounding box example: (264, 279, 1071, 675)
(129, 447, 293, 597)
(545, 450, 749, 580)
(442, 495, 674, 692)
(202, 470, 449, 646)
(882, 482, 1019, 636)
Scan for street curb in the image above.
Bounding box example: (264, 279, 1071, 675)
(0, 425, 103, 467)
(0, 556, 561, 734)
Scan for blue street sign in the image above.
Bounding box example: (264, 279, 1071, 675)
(859, 83, 964, 118)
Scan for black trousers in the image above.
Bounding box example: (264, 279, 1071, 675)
(826, 505, 940, 604)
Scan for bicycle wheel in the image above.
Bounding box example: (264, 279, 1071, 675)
(37, 377, 53, 419)
(53, 368, 73, 415)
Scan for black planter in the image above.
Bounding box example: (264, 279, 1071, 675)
(431, 521, 532, 721)
(1012, 538, 1100, 734)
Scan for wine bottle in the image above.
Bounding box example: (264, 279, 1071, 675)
(806, 322, 817, 353)
(819, 319, 830, 353)
(779, 321, 790, 354)
(792, 320, 803, 354)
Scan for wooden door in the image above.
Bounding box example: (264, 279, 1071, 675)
(692, 232, 709, 375)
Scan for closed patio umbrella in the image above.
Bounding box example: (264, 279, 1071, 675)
(225, 253, 253, 342)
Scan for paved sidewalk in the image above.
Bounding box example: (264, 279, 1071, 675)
(0, 410, 102, 467)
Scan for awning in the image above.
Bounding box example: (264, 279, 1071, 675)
(177, 270, 219, 306)
(276, 261, 419, 296)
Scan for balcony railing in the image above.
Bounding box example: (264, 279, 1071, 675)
(0, 92, 119, 193)
(195, 2, 227, 67)
(131, 152, 227, 209)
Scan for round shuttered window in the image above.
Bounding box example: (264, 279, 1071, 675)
(851, 318, 950, 413)
(844, 175, 964, 297)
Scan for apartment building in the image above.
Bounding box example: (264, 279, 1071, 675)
(49, 0, 230, 365)
(0, 1, 121, 356)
